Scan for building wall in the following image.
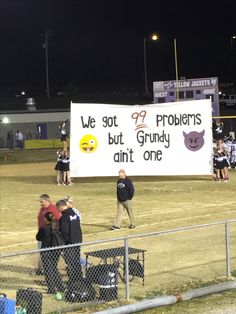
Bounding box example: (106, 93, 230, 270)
(0, 111, 70, 148)
(0, 111, 69, 123)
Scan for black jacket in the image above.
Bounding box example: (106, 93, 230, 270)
(36, 223, 65, 248)
(59, 208, 82, 244)
(36, 224, 52, 248)
(117, 177, 135, 202)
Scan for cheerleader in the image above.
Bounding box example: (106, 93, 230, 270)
(230, 139, 236, 168)
(55, 149, 63, 185)
(61, 151, 72, 185)
(64, 196, 81, 220)
(213, 120, 224, 146)
(59, 119, 69, 152)
(214, 150, 225, 182)
(222, 149, 230, 182)
(212, 153, 218, 182)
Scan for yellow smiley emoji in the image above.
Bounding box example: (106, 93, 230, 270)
(79, 134, 98, 153)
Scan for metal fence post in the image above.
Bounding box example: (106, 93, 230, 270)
(225, 220, 231, 277)
(124, 238, 130, 300)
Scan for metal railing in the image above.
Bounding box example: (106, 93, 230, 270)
(0, 219, 236, 313)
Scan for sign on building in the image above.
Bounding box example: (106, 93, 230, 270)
(153, 77, 219, 116)
(70, 100, 212, 177)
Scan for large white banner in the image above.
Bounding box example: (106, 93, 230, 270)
(70, 100, 212, 177)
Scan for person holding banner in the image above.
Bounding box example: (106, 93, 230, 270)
(111, 169, 135, 230)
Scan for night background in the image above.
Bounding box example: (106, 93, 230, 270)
(0, 0, 235, 109)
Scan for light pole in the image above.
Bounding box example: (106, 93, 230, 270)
(230, 35, 236, 82)
(42, 29, 53, 99)
(173, 38, 179, 101)
(45, 30, 50, 99)
(143, 33, 159, 95)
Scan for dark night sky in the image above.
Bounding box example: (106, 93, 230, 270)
(0, 0, 236, 93)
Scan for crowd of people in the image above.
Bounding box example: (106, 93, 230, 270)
(5, 118, 69, 151)
(36, 194, 82, 294)
(6, 129, 24, 149)
(212, 120, 236, 182)
(36, 169, 135, 295)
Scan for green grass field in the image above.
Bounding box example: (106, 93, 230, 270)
(0, 149, 236, 313)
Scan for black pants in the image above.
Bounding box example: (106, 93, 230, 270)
(41, 249, 64, 293)
(63, 246, 83, 290)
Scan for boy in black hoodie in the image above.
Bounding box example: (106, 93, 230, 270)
(111, 169, 135, 230)
(56, 199, 83, 290)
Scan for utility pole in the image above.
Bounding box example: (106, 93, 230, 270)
(174, 38, 179, 101)
(143, 38, 148, 95)
(143, 34, 159, 96)
(45, 29, 50, 99)
(230, 35, 236, 83)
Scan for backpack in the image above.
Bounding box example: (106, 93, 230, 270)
(64, 279, 96, 303)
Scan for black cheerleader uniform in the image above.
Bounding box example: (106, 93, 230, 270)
(60, 128, 67, 142)
(223, 154, 230, 168)
(55, 154, 63, 171)
(62, 156, 70, 172)
(215, 154, 224, 170)
(213, 123, 224, 141)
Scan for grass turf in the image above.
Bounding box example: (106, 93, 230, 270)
(0, 149, 236, 313)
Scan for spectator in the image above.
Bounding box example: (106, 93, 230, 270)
(7, 130, 14, 149)
(15, 130, 20, 147)
(36, 212, 64, 294)
(18, 130, 24, 149)
(15, 130, 24, 149)
(36, 194, 61, 275)
(26, 129, 32, 140)
(64, 196, 81, 220)
(56, 199, 83, 291)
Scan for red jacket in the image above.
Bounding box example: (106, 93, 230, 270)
(37, 203, 61, 229)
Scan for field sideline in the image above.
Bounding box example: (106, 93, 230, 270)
(0, 150, 236, 313)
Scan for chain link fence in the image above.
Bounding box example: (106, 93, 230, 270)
(0, 220, 236, 313)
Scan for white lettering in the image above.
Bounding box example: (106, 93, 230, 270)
(155, 92, 168, 97)
(203, 89, 215, 94)
(191, 80, 211, 87)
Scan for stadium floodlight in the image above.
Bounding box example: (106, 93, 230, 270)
(231, 35, 236, 47)
(151, 34, 159, 41)
(143, 33, 160, 94)
(2, 117, 9, 124)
